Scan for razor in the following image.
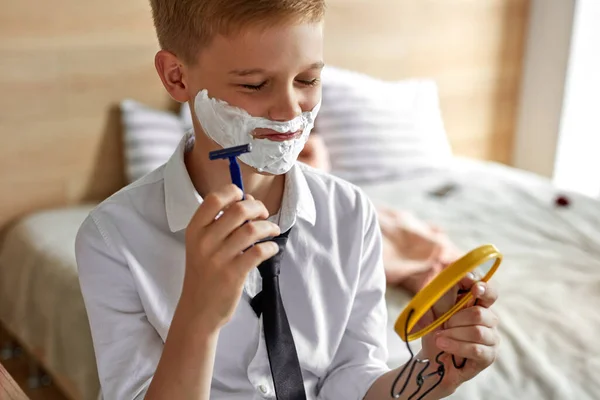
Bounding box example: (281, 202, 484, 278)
(208, 144, 252, 199)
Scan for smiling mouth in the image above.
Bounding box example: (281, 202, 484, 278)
(253, 129, 302, 142)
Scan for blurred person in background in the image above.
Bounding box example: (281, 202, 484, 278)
(298, 132, 463, 293)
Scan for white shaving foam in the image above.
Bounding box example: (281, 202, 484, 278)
(194, 89, 321, 175)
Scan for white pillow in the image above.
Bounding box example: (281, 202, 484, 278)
(120, 100, 191, 183)
(315, 66, 452, 185)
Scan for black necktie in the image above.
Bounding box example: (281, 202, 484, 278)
(250, 228, 307, 400)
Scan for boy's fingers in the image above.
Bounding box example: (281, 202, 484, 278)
(445, 306, 499, 330)
(459, 265, 490, 289)
(188, 184, 244, 230)
(471, 281, 499, 308)
(234, 241, 280, 273)
(207, 199, 271, 244)
(436, 325, 498, 347)
(215, 220, 281, 261)
(458, 271, 477, 290)
(436, 340, 496, 366)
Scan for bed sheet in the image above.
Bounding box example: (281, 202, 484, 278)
(362, 158, 600, 400)
(0, 205, 99, 400)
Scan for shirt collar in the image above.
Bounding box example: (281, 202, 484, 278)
(164, 131, 317, 233)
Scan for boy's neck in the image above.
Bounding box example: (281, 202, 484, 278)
(185, 128, 286, 217)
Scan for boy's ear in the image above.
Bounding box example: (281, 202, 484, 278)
(154, 50, 190, 103)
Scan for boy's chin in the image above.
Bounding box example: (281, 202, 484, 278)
(246, 162, 297, 176)
(253, 168, 276, 176)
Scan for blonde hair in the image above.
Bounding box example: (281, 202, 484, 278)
(149, 0, 326, 64)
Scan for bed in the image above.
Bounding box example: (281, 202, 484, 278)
(367, 158, 600, 400)
(0, 205, 99, 400)
(2, 0, 565, 399)
(2, 156, 600, 400)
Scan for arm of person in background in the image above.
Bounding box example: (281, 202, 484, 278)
(297, 133, 331, 172)
(299, 134, 462, 294)
(377, 206, 463, 293)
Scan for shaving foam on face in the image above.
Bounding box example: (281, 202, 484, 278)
(194, 89, 321, 175)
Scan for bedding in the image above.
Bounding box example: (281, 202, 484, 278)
(364, 157, 600, 400)
(0, 205, 99, 400)
(120, 99, 189, 183)
(316, 66, 453, 185)
(1, 158, 599, 400)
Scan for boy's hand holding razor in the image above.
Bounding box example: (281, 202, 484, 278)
(179, 184, 280, 333)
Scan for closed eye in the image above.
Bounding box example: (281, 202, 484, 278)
(241, 82, 267, 91)
(297, 78, 320, 87)
(240, 78, 319, 91)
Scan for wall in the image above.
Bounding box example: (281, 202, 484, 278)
(0, 0, 531, 229)
(324, 0, 530, 164)
(552, 0, 600, 197)
(513, 0, 600, 197)
(512, 0, 576, 177)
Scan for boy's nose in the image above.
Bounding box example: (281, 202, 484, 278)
(268, 88, 302, 122)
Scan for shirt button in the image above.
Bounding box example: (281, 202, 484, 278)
(258, 384, 268, 394)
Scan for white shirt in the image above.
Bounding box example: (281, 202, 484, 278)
(75, 133, 390, 400)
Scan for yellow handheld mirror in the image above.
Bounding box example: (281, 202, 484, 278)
(394, 244, 503, 342)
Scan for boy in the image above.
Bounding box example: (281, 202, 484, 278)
(75, 1, 500, 399)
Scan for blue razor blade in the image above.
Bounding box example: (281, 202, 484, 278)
(208, 144, 252, 199)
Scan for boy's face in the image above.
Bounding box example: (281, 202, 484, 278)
(158, 21, 324, 126)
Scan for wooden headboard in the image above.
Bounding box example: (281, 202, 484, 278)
(0, 0, 529, 229)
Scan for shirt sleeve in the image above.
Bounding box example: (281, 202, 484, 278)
(317, 195, 391, 400)
(75, 214, 163, 400)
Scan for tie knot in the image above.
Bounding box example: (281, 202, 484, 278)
(257, 228, 292, 278)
